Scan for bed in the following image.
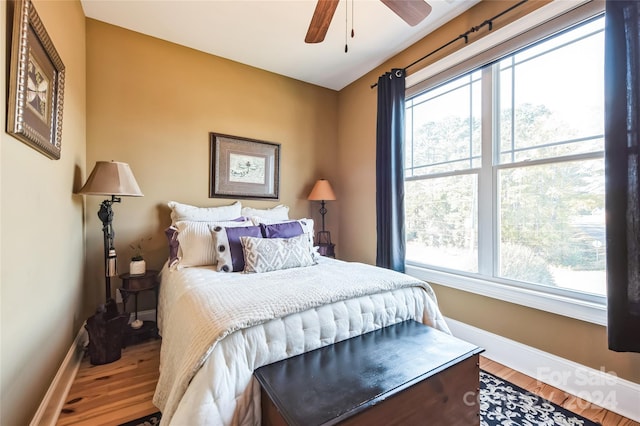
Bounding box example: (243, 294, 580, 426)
(151, 201, 450, 425)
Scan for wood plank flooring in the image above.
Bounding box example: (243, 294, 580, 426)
(57, 340, 160, 426)
(58, 339, 638, 425)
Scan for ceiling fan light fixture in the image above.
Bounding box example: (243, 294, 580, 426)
(305, 0, 340, 43)
(380, 0, 432, 27)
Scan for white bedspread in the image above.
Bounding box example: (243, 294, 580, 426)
(154, 258, 449, 425)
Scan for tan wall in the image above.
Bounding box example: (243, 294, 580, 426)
(85, 20, 339, 313)
(0, 1, 87, 424)
(336, 0, 640, 384)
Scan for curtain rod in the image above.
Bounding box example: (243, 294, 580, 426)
(371, 0, 529, 89)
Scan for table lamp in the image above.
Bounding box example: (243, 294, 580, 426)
(307, 179, 336, 245)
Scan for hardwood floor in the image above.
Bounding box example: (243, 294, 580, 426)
(57, 339, 638, 425)
(57, 340, 160, 426)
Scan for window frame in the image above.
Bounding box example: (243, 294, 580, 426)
(403, 0, 607, 326)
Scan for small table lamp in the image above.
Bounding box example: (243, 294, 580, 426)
(80, 161, 143, 303)
(307, 179, 336, 245)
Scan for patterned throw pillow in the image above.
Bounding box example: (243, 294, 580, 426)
(241, 234, 316, 273)
(210, 225, 262, 272)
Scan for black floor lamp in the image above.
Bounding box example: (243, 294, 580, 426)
(307, 179, 336, 245)
(79, 161, 144, 303)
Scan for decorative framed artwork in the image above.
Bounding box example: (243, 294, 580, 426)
(7, 0, 66, 160)
(210, 133, 280, 199)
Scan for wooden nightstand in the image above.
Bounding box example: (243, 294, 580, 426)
(317, 243, 336, 258)
(118, 270, 159, 345)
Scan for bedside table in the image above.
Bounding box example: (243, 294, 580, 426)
(118, 270, 159, 345)
(317, 243, 335, 258)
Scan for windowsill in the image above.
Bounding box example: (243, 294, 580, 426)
(405, 264, 607, 326)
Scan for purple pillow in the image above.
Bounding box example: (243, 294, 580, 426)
(261, 221, 304, 239)
(164, 226, 179, 267)
(225, 225, 262, 271)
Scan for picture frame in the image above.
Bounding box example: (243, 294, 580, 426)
(210, 133, 280, 199)
(7, 0, 65, 160)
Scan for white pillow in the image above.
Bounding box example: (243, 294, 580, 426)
(241, 234, 316, 273)
(241, 205, 289, 221)
(175, 219, 251, 268)
(248, 216, 288, 225)
(168, 201, 242, 225)
(298, 218, 315, 251)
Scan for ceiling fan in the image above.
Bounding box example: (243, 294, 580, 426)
(305, 0, 433, 44)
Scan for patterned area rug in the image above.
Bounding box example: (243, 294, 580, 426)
(118, 412, 161, 426)
(480, 370, 599, 426)
(119, 371, 599, 426)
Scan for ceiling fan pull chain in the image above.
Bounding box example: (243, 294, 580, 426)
(345, 0, 349, 52)
(351, 0, 355, 38)
(345, 0, 355, 52)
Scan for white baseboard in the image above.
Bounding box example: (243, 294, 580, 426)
(30, 326, 88, 426)
(35, 313, 638, 423)
(446, 316, 640, 423)
(30, 309, 157, 426)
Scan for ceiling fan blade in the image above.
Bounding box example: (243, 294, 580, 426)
(380, 0, 432, 27)
(305, 0, 340, 43)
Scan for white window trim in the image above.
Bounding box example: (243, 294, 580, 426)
(404, 0, 607, 326)
(406, 264, 606, 325)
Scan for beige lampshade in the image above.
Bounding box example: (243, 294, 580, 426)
(79, 161, 143, 196)
(307, 179, 336, 201)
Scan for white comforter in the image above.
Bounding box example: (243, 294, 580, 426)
(154, 257, 449, 425)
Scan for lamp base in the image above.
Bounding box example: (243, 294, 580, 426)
(85, 299, 128, 365)
(316, 230, 332, 245)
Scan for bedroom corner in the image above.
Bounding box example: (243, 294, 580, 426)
(84, 17, 340, 320)
(0, 0, 87, 425)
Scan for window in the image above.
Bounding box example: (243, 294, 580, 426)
(405, 15, 605, 301)
(405, 71, 481, 273)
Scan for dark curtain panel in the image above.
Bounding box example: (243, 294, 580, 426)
(376, 69, 406, 272)
(605, 0, 640, 352)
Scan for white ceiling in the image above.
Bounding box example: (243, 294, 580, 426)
(80, 0, 480, 91)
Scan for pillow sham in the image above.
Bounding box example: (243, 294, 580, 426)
(168, 201, 242, 225)
(210, 225, 262, 272)
(252, 217, 314, 237)
(165, 217, 247, 268)
(260, 221, 304, 239)
(248, 216, 289, 226)
(241, 234, 316, 273)
(175, 219, 252, 268)
(294, 218, 314, 246)
(241, 204, 289, 221)
(254, 217, 316, 256)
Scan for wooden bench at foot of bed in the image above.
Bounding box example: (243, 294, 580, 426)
(254, 320, 484, 426)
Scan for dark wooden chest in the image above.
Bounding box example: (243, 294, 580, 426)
(254, 320, 483, 426)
